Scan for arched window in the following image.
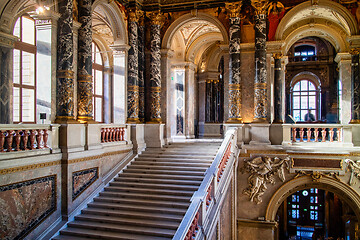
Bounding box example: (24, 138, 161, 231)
(92, 42, 104, 122)
(291, 80, 318, 122)
(13, 16, 36, 123)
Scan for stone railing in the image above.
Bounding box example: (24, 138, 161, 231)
(282, 124, 353, 147)
(100, 125, 127, 143)
(0, 124, 60, 155)
(173, 128, 238, 240)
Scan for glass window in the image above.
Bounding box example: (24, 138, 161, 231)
(13, 16, 36, 123)
(291, 80, 318, 122)
(92, 42, 104, 122)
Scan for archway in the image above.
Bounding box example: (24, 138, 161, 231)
(163, 13, 228, 140)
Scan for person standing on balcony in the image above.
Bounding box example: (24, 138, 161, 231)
(305, 109, 316, 122)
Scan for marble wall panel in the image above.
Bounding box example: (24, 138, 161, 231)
(241, 51, 255, 122)
(72, 167, 98, 200)
(0, 175, 56, 240)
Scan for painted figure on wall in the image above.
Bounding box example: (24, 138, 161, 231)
(268, 1, 285, 41)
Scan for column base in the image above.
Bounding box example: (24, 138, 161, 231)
(127, 118, 141, 124)
(144, 124, 165, 148)
(55, 116, 79, 124)
(249, 123, 271, 145)
(252, 117, 268, 123)
(226, 117, 243, 123)
(147, 118, 162, 124)
(77, 116, 96, 124)
(130, 124, 146, 154)
(272, 119, 284, 124)
(350, 119, 360, 124)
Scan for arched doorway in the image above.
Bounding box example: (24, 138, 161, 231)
(266, 176, 360, 240)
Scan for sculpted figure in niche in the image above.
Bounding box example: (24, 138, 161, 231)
(241, 156, 291, 204)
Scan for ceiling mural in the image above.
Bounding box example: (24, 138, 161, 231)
(92, 6, 114, 46)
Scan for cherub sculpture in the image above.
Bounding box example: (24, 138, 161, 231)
(241, 156, 290, 204)
(346, 159, 360, 186)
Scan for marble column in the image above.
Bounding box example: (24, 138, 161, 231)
(138, 11, 145, 123)
(225, 2, 242, 123)
(350, 48, 360, 123)
(77, 0, 93, 122)
(127, 9, 140, 123)
(185, 63, 196, 138)
(147, 11, 163, 123)
(335, 53, 352, 124)
(56, 0, 75, 122)
(273, 53, 283, 123)
(0, 32, 17, 123)
(252, 0, 268, 123)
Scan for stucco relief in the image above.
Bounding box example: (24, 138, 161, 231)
(241, 156, 291, 204)
(346, 159, 360, 186)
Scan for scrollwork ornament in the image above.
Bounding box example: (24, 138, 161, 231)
(293, 170, 341, 182)
(241, 156, 291, 204)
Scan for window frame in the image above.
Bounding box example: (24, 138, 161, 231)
(13, 15, 37, 124)
(92, 42, 104, 123)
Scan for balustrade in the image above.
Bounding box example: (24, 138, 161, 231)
(0, 126, 54, 153)
(101, 126, 126, 143)
(185, 212, 199, 240)
(291, 126, 342, 143)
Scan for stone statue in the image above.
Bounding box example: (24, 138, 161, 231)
(241, 156, 290, 204)
(346, 159, 360, 186)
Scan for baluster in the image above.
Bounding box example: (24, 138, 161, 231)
(292, 128, 297, 142)
(321, 128, 326, 142)
(329, 128, 334, 142)
(307, 128, 312, 142)
(0, 131, 4, 152)
(104, 128, 109, 142)
(14, 130, 21, 151)
(100, 128, 104, 142)
(21, 130, 29, 150)
(299, 128, 304, 142)
(337, 129, 342, 142)
(43, 129, 49, 148)
(314, 128, 319, 142)
(36, 129, 44, 149)
(120, 128, 125, 141)
(206, 185, 212, 207)
(111, 128, 115, 141)
(29, 130, 37, 150)
(5, 130, 14, 152)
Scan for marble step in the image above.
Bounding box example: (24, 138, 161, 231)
(143, 149, 218, 155)
(87, 202, 186, 215)
(131, 160, 211, 167)
(58, 227, 172, 240)
(139, 153, 213, 159)
(53, 234, 104, 240)
(81, 208, 183, 222)
(75, 214, 179, 229)
(135, 157, 213, 163)
(109, 181, 199, 191)
(126, 164, 208, 172)
(104, 186, 194, 196)
(93, 196, 189, 209)
(123, 168, 205, 176)
(67, 221, 175, 238)
(113, 176, 202, 185)
(118, 172, 204, 181)
(99, 191, 191, 202)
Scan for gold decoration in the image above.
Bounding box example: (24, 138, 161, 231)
(254, 82, 267, 89)
(57, 70, 74, 79)
(77, 74, 92, 82)
(225, 2, 242, 18)
(128, 8, 143, 22)
(229, 83, 241, 91)
(146, 10, 163, 25)
(350, 48, 360, 55)
(251, 0, 270, 15)
(272, 53, 283, 59)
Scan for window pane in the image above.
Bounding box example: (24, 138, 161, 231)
(293, 110, 300, 122)
(294, 52, 300, 56)
(13, 87, 20, 122)
(22, 17, 35, 45)
(293, 96, 300, 109)
(13, 18, 20, 38)
(95, 70, 103, 95)
(13, 49, 20, 84)
(294, 82, 300, 91)
(301, 52, 307, 56)
(309, 82, 316, 91)
(301, 80, 308, 91)
(22, 88, 35, 122)
(309, 96, 316, 108)
(308, 51, 314, 56)
(94, 44, 102, 65)
(95, 97, 102, 122)
(92, 42, 95, 63)
(301, 96, 308, 109)
(22, 51, 35, 86)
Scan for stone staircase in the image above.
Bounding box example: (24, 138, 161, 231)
(53, 142, 221, 240)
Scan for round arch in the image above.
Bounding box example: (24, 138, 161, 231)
(92, 34, 112, 67)
(92, 0, 127, 45)
(162, 12, 228, 50)
(265, 175, 360, 222)
(289, 71, 321, 89)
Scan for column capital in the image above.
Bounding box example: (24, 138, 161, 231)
(0, 31, 18, 48)
(30, 10, 61, 22)
(146, 10, 164, 25)
(161, 48, 174, 58)
(111, 44, 131, 53)
(335, 52, 352, 63)
(349, 48, 360, 55)
(347, 35, 360, 48)
(251, 0, 269, 15)
(225, 2, 242, 18)
(266, 40, 285, 55)
(129, 8, 143, 22)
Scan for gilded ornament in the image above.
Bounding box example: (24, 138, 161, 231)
(350, 48, 360, 55)
(146, 10, 163, 25)
(225, 2, 242, 18)
(251, 0, 270, 15)
(241, 156, 291, 204)
(272, 53, 283, 59)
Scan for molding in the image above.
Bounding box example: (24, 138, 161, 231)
(237, 219, 278, 228)
(0, 31, 17, 48)
(67, 149, 131, 164)
(0, 160, 61, 175)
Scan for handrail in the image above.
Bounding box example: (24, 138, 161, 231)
(173, 128, 237, 240)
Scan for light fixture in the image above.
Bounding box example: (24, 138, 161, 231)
(35, 5, 50, 15)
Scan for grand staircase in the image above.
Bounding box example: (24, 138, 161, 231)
(53, 142, 221, 240)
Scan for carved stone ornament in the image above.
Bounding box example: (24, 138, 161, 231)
(225, 2, 242, 18)
(293, 170, 341, 182)
(346, 159, 360, 186)
(241, 156, 290, 204)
